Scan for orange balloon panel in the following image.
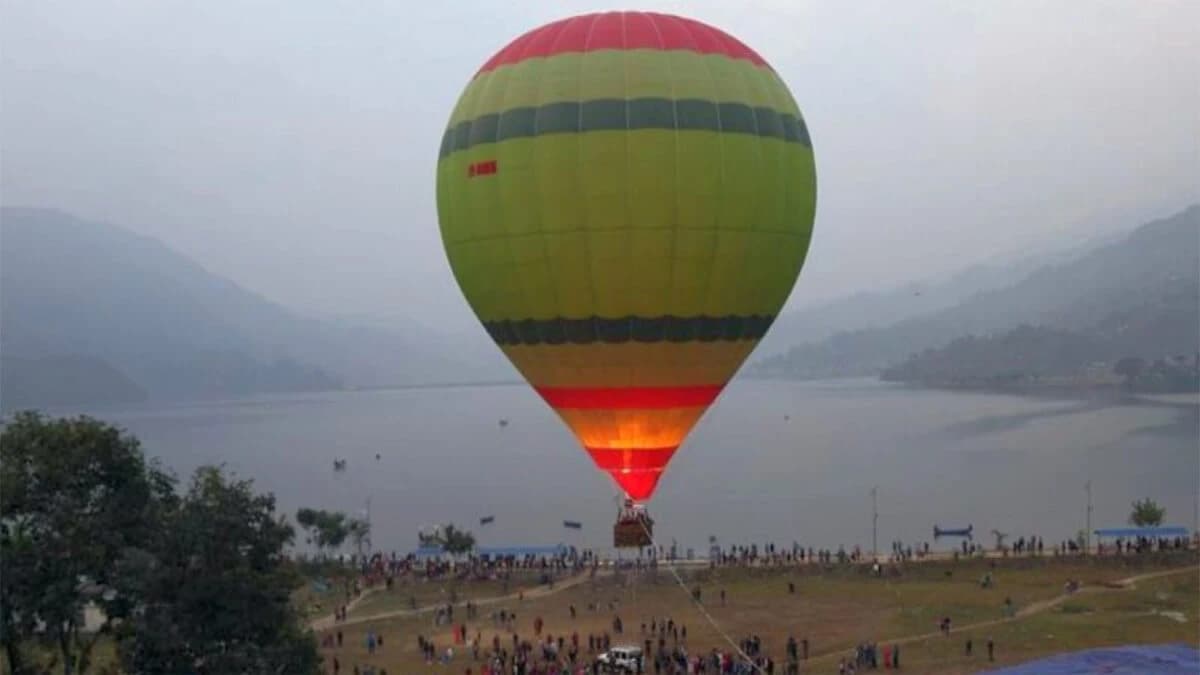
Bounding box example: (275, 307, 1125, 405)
(507, 343, 740, 500)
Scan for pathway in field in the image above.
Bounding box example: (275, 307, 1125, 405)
(805, 565, 1198, 666)
(310, 569, 597, 631)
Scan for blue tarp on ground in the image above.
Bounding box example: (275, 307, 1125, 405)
(983, 644, 1199, 674)
(1093, 526, 1190, 539)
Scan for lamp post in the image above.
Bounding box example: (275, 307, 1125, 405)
(1085, 481, 1092, 554)
(871, 486, 879, 561)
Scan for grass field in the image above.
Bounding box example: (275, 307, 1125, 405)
(317, 552, 1198, 674)
(6, 553, 1194, 673)
(868, 572, 1199, 673)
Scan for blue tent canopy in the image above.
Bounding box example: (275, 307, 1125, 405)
(477, 544, 568, 557)
(410, 544, 569, 558)
(411, 546, 446, 558)
(1093, 526, 1190, 539)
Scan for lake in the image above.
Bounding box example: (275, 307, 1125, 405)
(60, 379, 1199, 556)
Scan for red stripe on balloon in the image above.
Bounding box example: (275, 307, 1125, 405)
(585, 445, 678, 471)
(585, 446, 677, 500)
(477, 12, 768, 75)
(536, 385, 722, 409)
(610, 471, 663, 501)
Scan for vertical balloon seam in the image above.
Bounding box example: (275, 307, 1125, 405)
(731, 31, 766, 330)
(680, 15, 731, 341)
(578, 13, 602, 323)
(535, 16, 575, 331)
(571, 14, 605, 472)
(620, 13, 635, 396)
(483, 52, 523, 333)
(656, 14, 686, 436)
(657, 14, 701, 494)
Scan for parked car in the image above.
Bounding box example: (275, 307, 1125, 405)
(596, 645, 643, 673)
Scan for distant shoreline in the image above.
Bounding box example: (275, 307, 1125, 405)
(343, 379, 526, 393)
(745, 374, 1199, 406)
(9, 376, 1196, 419)
(0, 379, 529, 417)
(881, 379, 1200, 407)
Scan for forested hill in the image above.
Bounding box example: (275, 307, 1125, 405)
(749, 205, 1200, 384)
(0, 208, 478, 411)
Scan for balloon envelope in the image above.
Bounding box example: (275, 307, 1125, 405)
(437, 11, 816, 501)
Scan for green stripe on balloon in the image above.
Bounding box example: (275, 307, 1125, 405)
(481, 314, 776, 345)
(439, 98, 810, 159)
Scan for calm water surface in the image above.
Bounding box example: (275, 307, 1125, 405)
(64, 379, 1198, 556)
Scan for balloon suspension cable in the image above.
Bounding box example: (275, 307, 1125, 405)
(615, 487, 767, 675)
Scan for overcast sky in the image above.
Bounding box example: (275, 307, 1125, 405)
(2, 1, 1197, 334)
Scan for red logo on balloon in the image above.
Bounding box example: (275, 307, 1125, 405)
(468, 160, 498, 177)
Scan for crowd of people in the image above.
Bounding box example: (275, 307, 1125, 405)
(836, 641, 899, 674)
(343, 547, 601, 589)
(1099, 535, 1192, 555)
(313, 530, 1196, 593)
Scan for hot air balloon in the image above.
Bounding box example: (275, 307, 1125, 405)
(436, 11, 816, 546)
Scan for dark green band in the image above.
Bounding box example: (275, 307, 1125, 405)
(485, 314, 775, 346)
(440, 98, 811, 158)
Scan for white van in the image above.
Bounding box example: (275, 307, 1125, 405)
(596, 645, 643, 673)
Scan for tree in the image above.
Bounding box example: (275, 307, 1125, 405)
(0, 412, 175, 675)
(1128, 498, 1166, 527)
(296, 507, 350, 556)
(440, 524, 477, 555)
(347, 518, 371, 557)
(414, 523, 476, 555)
(0, 515, 40, 675)
(118, 466, 319, 674)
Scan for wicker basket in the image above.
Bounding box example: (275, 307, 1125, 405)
(613, 518, 653, 548)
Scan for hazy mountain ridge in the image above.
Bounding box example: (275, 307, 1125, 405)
(0, 354, 148, 410)
(0, 207, 490, 410)
(749, 205, 1200, 380)
(880, 317, 1199, 393)
(757, 233, 1118, 356)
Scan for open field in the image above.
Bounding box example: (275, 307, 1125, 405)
(317, 552, 1199, 674)
(858, 571, 1199, 673)
(5, 553, 1193, 673)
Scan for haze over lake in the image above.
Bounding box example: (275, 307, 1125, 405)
(55, 379, 1198, 556)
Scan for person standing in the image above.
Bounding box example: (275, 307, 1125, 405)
(987, 637, 994, 661)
